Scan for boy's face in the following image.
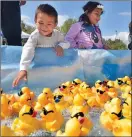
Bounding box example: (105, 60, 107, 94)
(35, 12, 57, 36)
(88, 8, 102, 25)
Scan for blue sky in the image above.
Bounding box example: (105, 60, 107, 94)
(21, 1, 131, 36)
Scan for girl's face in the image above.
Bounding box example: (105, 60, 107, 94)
(88, 8, 102, 25)
(35, 12, 57, 36)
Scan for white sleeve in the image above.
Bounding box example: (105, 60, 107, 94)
(20, 33, 37, 71)
(57, 32, 70, 49)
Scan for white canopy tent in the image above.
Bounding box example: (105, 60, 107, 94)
(21, 31, 30, 39)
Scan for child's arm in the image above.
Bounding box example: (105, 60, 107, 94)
(12, 32, 37, 87)
(65, 23, 81, 48)
(20, 34, 37, 71)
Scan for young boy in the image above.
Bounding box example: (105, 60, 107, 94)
(12, 4, 70, 87)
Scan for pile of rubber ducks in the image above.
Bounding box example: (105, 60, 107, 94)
(0, 75, 131, 136)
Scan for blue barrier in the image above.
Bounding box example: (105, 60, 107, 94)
(1, 46, 131, 93)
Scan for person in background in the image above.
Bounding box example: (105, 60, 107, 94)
(12, 4, 70, 87)
(65, 1, 109, 49)
(128, 21, 132, 50)
(1, 0, 26, 46)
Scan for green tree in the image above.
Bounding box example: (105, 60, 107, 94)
(21, 21, 35, 34)
(105, 39, 127, 50)
(60, 18, 77, 34)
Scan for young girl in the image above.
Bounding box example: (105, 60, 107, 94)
(12, 4, 70, 87)
(65, 1, 107, 49)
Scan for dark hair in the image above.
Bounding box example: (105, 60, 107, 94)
(79, 1, 104, 24)
(35, 4, 58, 23)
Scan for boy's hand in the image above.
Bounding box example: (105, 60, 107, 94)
(54, 46, 64, 56)
(12, 70, 27, 87)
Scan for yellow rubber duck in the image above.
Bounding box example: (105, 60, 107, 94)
(88, 86, 110, 107)
(12, 87, 35, 114)
(95, 80, 108, 88)
(40, 103, 64, 132)
(95, 80, 103, 88)
(122, 90, 131, 99)
(120, 76, 131, 92)
(122, 96, 131, 119)
(58, 81, 74, 104)
(96, 86, 110, 106)
(100, 98, 122, 131)
(114, 78, 124, 90)
(11, 105, 40, 136)
(70, 93, 89, 114)
(56, 117, 81, 136)
(53, 91, 70, 111)
(1, 94, 13, 119)
(34, 88, 54, 111)
(106, 81, 118, 98)
(70, 86, 79, 97)
(79, 82, 94, 100)
(1, 126, 16, 136)
(112, 119, 131, 136)
(58, 81, 73, 95)
(71, 107, 93, 136)
(0, 88, 19, 104)
(71, 78, 82, 88)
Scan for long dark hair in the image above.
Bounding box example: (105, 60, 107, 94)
(79, 1, 104, 24)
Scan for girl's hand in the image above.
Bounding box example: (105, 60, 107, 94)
(54, 46, 64, 56)
(12, 70, 27, 87)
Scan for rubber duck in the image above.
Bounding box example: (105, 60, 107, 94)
(1, 94, 13, 119)
(112, 119, 131, 136)
(69, 93, 89, 114)
(106, 81, 118, 98)
(100, 98, 122, 131)
(56, 117, 81, 136)
(12, 87, 35, 113)
(71, 78, 82, 88)
(88, 86, 110, 107)
(123, 76, 131, 85)
(11, 104, 40, 136)
(114, 78, 124, 89)
(1, 126, 16, 136)
(95, 80, 108, 88)
(34, 88, 54, 111)
(53, 91, 70, 111)
(40, 103, 64, 132)
(58, 81, 74, 104)
(87, 96, 100, 108)
(122, 96, 131, 119)
(58, 81, 73, 95)
(122, 90, 131, 99)
(71, 107, 93, 136)
(120, 81, 131, 92)
(70, 86, 79, 97)
(79, 82, 94, 100)
(0, 88, 19, 104)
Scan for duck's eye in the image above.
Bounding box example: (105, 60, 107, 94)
(62, 85, 67, 89)
(18, 90, 23, 96)
(0, 88, 3, 94)
(117, 79, 124, 85)
(29, 108, 34, 115)
(71, 112, 84, 119)
(58, 95, 63, 99)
